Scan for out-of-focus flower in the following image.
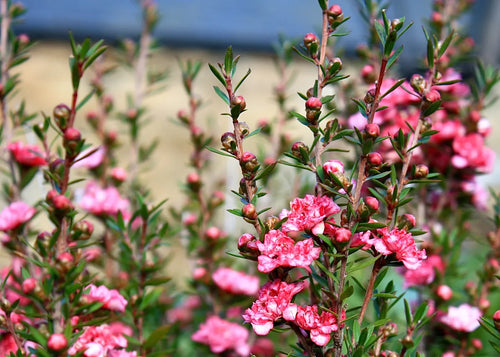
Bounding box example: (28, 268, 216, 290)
(73, 146, 105, 169)
(79, 181, 130, 218)
(0, 201, 35, 231)
(191, 316, 250, 356)
(8, 141, 47, 166)
(83, 284, 128, 312)
(451, 133, 495, 173)
(212, 267, 259, 295)
(440, 304, 481, 332)
(402, 255, 444, 287)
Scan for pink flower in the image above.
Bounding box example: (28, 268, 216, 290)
(111, 167, 127, 182)
(402, 254, 444, 287)
(0, 201, 35, 231)
(8, 141, 47, 166)
(437, 285, 453, 300)
(243, 280, 306, 336)
(68, 323, 132, 356)
(73, 146, 105, 169)
(281, 194, 340, 235)
(256, 230, 320, 273)
(191, 316, 250, 356)
(451, 133, 495, 173)
(47, 333, 68, 351)
(0, 334, 18, 356)
(440, 304, 481, 332)
(79, 182, 130, 217)
(212, 267, 259, 295)
(371, 228, 426, 269)
(83, 284, 128, 312)
(323, 160, 344, 174)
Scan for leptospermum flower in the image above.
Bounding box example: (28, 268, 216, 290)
(280, 194, 340, 235)
(68, 323, 134, 356)
(212, 267, 259, 295)
(243, 280, 306, 336)
(256, 229, 321, 273)
(7, 141, 47, 166)
(440, 304, 482, 332)
(83, 284, 128, 312)
(0, 201, 36, 232)
(79, 181, 130, 218)
(191, 315, 250, 356)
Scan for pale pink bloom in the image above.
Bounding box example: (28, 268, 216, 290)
(451, 133, 495, 173)
(442, 352, 456, 357)
(0, 201, 35, 231)
(193, 267, 207, 280)
(323, 160, 344, 174)
(373, 227, 427, 270)
(461, 180, 489, 210)
(191, 316, 250, 356)
(440, 304, 481, 332)
(73, 146, 105, 169)
(256, 230, 320, 273)
(83, 247, 102, 261)
(84, 284, 128, 312)
(403, 255, 444, 287)
(80, 181, 130, 217)
(212, 267, 259, 295)
(281, 194, 340, 235)
(243, 280, 306, 336)
(8, 141, 47, 166)
(68, 322, 132, 356)
(431, 120, 466, 143)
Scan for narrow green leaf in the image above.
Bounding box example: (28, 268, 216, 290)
(213, 86, 230, 105)
(224, 46, 233, 73)
(205, 146, 235, 158)
(438, 30, 454, 59)
(386, 46, 404, 70)
(234, 68, 251, 93)
(143, 325, 171, 349)
(208, 63, 226, 86)
(76, 90, 96, 111)
(404, 299, 412, 326)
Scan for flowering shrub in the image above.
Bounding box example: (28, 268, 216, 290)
(0, 0, 499, 356)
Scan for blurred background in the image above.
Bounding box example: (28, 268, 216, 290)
(9, 0, 500, 232)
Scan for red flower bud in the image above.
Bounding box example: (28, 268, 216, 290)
(22, 278, 37, 294)
(414, 164, 429, 178)
(367, 152, 383, 167)
(361, 64, 376, 84)
(436, 285, 452, 300)
(365, 123, 380, 138)
(231, 95, 246, 111)
(47, 333, 68, 351)
(205, 226, 221, 240)
(303, 33, 319, 56)
(424, 89, 441, 103)
(52, 194, 73, 212)
(242, 203, 257, 220)
(493, 310, 500, 331)
(365, 196, 379, 211)
(187, 172, 201, 191)
(305, 97, 322, 111)
(334, 227, 351, 243)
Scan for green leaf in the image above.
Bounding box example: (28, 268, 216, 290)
(386, 46, 404, 70)
(139, 288, 163, 310)
(213, 86, 230, 105)
(348, 255, 380, 274)
(227, 208, 243, 217)
(317, 0, 327, 10)
(438, 30, 454, 59)
(234, 68, 251, 93)
(321, 95, 335, 104)
(76, 90, 96, 111)
(208, 63, 226, 86)
(255, 161, 277, 181)
(340, 285, 354, 300)
(423, 100, 441, 116)
(425, 30, 434, 66)
(404, 299, 412, 326)
(224, 46, 233, 73)
(206, 146, 235, 158)
(143, 325, 172, 349)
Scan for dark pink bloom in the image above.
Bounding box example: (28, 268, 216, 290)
(0, 201, 35, 231)
(191, 316, 250, 356)
(0, 334, 17, 356)
(373, 227, 427, 270)
(83, 284, 128, 312)
(451, 133, 495, 173)
(440, 304, 481, 332)
(256, 230, 320, 273)
(212, 267, 259, 295)
(8, 141, 47, 166)
(281, 194, 340, 235)
(68, 322, 132, 356)
(79, 182, 130, 217)
(243, 280, 306, 336)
